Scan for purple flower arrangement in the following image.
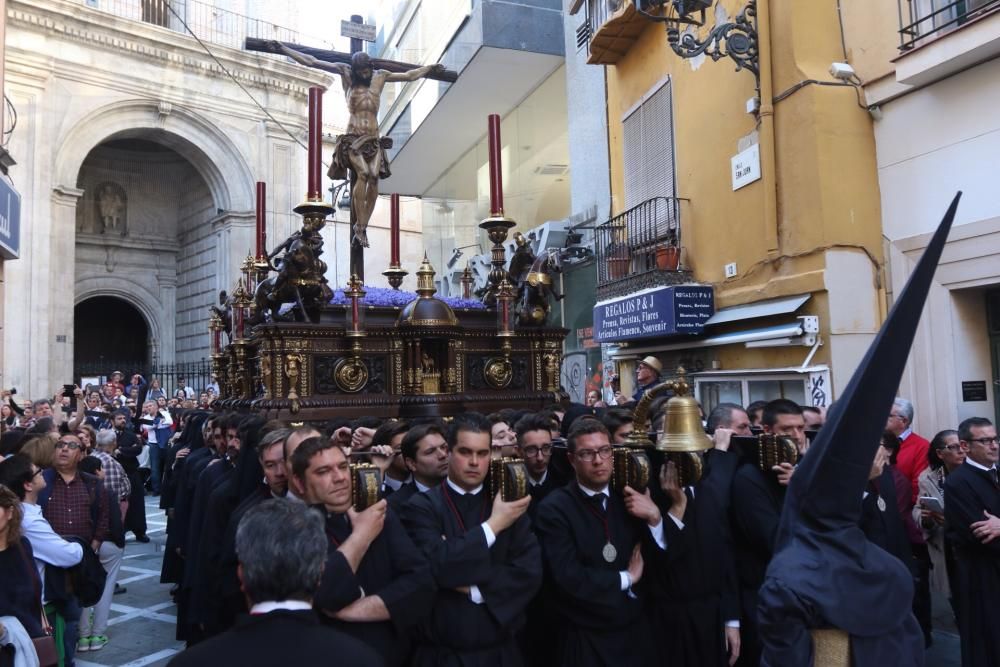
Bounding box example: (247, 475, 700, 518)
(329, 285, 487, 311)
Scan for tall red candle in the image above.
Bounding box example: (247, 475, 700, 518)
(307, 87, 323, 200)
(255, 181, 266, 258)
(487, 114, 503, 216)
(390, 193, 400, 266)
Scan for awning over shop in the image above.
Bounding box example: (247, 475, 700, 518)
(703, 293, 810, 326)
(609, 321, 809, 357)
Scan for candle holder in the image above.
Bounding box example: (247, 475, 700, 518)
(334, 274, 369, 393)
(230, 281, 249, 341)
(241, 254, 257, 298)
(382, 265, 408, 290)
(483, 277, 516, 389)
(209, 312, 223, 356)
(480, 214, 517, 306)
(460, 263, 474, 299)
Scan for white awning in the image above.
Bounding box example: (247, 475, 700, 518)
(611, 322, 805, 358)
(703, 294, 810, 326)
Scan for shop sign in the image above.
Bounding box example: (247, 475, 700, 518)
(0, 178, 20, 260)
(593, 285, 714, 343)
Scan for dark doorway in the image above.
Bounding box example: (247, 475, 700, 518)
(74, 296, 149, 381)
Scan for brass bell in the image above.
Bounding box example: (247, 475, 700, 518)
(653, 368, 712, 486)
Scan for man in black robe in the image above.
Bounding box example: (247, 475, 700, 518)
(290, 436, 435, 666)
(728, 399, 801, 666)
(758, 193, 961, 666)
(534, 419, 665, 667)
(514, 413, 563, 519)
(371, 420, 411, 497)
(646, 435, 741, 666)
(113, 409, 148, 542)
(400, 413, 540, 665)
(167, 499, 380, 667)
(945, 416, 1000, 667)
(387, 422, 449, 509)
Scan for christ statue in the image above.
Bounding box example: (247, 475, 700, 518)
(272, 42, 445, 247)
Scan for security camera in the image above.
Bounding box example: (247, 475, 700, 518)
(829, 62, 856, 81)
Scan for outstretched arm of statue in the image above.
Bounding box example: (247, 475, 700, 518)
(270, 41, 348, 82)
(384, 62, 446, 83)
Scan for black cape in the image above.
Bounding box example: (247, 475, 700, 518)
(401, 482, 542, 666)
(944, 461, 1000, 667)
(314, 505, 435, 666)
(534, 484, 655, 667)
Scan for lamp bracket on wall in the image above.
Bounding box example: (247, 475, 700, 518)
(638, 0, 760, 91)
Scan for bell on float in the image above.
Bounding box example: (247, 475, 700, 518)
(654, 368, 712, 485)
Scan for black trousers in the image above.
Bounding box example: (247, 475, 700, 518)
(911, 542, 933, 647)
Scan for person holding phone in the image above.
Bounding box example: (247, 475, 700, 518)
(914, 429, 964, 604)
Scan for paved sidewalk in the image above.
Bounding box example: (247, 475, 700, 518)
(76, 496, 184, 667)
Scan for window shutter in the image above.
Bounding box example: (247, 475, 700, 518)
(623, 79, 675, 211)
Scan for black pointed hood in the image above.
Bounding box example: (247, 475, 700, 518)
(764, 192, 961, 636)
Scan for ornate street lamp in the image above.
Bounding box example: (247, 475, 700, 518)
(639, 0, 761, 86)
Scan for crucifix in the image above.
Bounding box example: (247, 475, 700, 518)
(247, 18, 457, 282)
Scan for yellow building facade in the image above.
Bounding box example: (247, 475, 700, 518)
(579, 0, 884, 409)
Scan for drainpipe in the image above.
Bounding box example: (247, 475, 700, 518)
(756, 0, 779, 254)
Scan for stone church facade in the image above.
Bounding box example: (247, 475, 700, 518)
(3, 0, 331, 396)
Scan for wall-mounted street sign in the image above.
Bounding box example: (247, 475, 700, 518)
(0, 177, 21, 260)
(731, 143, 761, 191)
(340, 20, 377, 42)
(593, 285, 714, 343)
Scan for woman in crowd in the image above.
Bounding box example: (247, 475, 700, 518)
(17, 434, 57, 469)
(0, 485, 44, 638)
(914, 429, 964, 606)
(76, 424, 97, 456)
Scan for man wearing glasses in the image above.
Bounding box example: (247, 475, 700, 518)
(944, 416, 1000, 666)
(886, 397, 931, 503)
(534, 419, 665, 666)
(514, 413, 562, 517)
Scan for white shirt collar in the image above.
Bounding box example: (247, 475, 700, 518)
(22, 502, 41, 516)
(529, 469, 548, 487)
(446, 477, 483, 495)
(899, 428, 913, 442)
(414, 479, 431, 493)
(383, 475, 406, 492)
(965, 458, 997, 472)
(249, 600, 313, 614)
(577, 483, 610, 497)
(285, 489, 305, 504)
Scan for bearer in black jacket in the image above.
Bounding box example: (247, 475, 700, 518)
(290, 436, 435, 667)
(167, 499, 379, 667)
(645, 435, 741, 667)
(387, 422, 449, 510)
(401, 413, 541, 666)
(514, 413, 564, 519)
(944, 416, 1000, 667)
(534, 419, 665, 667)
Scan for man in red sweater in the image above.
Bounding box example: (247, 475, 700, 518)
(886, 397, 930, 503)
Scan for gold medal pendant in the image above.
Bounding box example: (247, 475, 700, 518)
(602, 542, 618, 563)
(877, 496, 887, 512)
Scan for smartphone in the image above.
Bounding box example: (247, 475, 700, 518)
(62, 384, 76, 399)
(919, 496, 944, 513)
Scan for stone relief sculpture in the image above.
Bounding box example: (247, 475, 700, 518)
(96, 182, 127, 236)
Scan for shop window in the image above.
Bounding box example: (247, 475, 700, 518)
(696, 373, 817, 414)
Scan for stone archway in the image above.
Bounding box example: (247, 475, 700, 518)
(74, 296, 150, 380)
(40, 100, 260, 386)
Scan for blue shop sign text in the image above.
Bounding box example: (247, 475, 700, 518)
(0, 177, 20, 260)
(593, 286, 714, 342)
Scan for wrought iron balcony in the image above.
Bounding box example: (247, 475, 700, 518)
(595, 197, 690, 299)
(898, 0, 1000, 50)
(82, 0, 335, 53)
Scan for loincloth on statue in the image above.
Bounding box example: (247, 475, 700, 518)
(328, 134, 393, 180)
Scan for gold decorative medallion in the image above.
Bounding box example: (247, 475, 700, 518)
(484, 357, 513, 389)
(333, 357, 369, 393)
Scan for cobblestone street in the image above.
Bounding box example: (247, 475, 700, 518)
(76, 497, 184, 667)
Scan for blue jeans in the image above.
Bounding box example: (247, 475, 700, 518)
(149, 444, 164, 494)
(61, 595, 81, 666)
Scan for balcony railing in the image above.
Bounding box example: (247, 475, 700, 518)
(898, 0, 1000, 50)
(81, 0, 336, 53)
(595, 196, 681, 291)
